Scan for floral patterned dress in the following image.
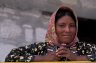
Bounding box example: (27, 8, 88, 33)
(5, 42, 96, 62)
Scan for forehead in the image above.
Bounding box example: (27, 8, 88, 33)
(57, 15, 75, 24)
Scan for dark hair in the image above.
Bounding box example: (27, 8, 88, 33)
(55, 7, 76, 24)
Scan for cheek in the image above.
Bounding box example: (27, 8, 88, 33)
(69, 28, 77, 42)
(55, 27, 62, 35)
(56, 27, 76, 35)
(70, 28, 76, 36)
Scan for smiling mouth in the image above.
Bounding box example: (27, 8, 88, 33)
(62, 35, 71, 37)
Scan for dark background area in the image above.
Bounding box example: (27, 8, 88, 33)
(78, 17, 96, 44)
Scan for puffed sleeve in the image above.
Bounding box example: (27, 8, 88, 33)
(77, 42, 96, 61)
(86, 43, 96, 61)
(5, 42, 47, 62)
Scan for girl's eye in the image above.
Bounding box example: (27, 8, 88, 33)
(59, 25, 65, 27)
(70, 24, 76, 27)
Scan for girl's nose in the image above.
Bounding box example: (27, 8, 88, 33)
(64, 26, 70, 32)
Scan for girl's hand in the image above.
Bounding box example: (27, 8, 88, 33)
(56, 46, 78, 61)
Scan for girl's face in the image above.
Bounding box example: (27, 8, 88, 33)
(55, 15, 76, 44)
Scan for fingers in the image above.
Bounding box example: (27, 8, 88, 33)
(56, 50, 67, 55)
(56, 46, 69, 53)
(56, 46, 71, 58)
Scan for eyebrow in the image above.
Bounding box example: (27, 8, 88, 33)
(58, 22, 75, 24)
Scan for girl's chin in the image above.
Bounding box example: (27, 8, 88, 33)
(59, 40, 71, 44)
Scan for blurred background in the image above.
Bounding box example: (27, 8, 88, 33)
(0, 0, 96, 61)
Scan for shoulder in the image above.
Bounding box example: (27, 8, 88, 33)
(12, 42, 48, 51)
(76, 41, 96, 61)
(5, 42, 48, 61)
(76, 41, 96, 55)
(76, 41, 96, 47)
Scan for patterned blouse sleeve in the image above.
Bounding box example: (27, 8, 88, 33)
(5, 42, 47, 62)
(86, 43, 96, 61)
(77, 42, 96, 61)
